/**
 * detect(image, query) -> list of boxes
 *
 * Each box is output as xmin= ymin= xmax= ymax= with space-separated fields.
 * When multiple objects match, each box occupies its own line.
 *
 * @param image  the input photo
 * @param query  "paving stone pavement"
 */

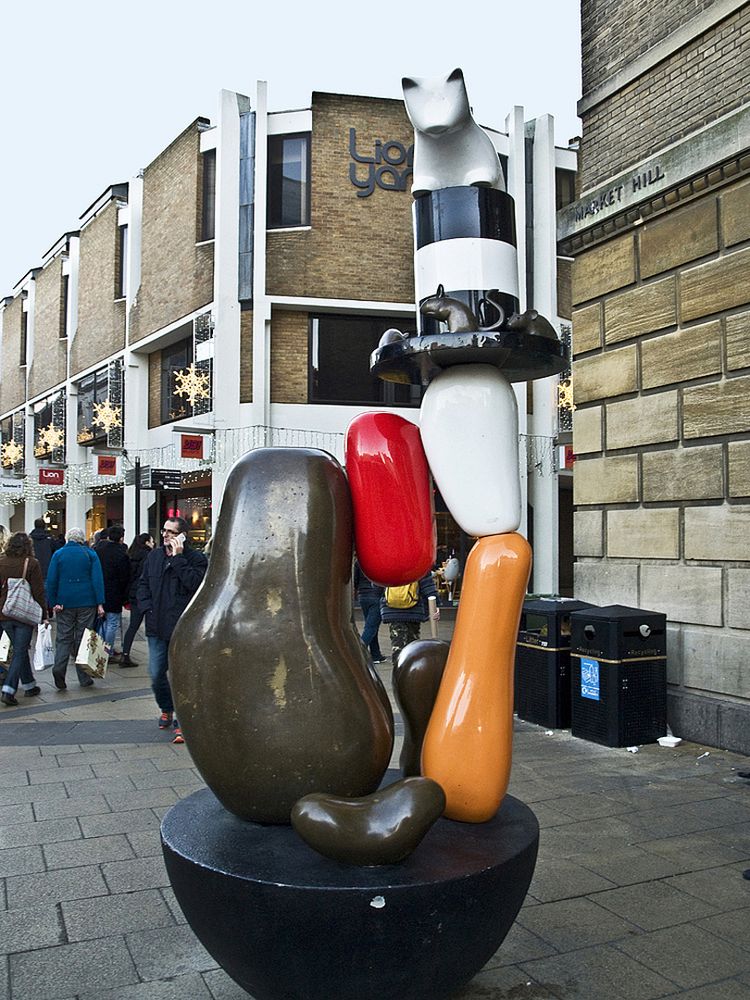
xmin=0 ymin=615 xmax=748 ymax=998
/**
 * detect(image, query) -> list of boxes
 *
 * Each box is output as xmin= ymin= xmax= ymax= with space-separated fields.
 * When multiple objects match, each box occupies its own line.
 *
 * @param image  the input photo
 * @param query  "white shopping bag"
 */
xmin=75 ymin=627 xmax=108 ymax=679
xmin=33 ymin=622 xmax=55 ymax=671
xmin=0 ymin=631 xmax=11 ymax=664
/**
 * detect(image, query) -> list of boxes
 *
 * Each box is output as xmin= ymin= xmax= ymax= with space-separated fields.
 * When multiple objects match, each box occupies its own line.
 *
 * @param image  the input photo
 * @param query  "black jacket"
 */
xmin=29 ymin=527 xmax=59 ymax=580
xmin=128 ymin=547 xmax=150 ymax=604
xmin=136 ymin=544 xmax=207 ymax=641
xmin=96 ymin=540 xmax=132 ymax=613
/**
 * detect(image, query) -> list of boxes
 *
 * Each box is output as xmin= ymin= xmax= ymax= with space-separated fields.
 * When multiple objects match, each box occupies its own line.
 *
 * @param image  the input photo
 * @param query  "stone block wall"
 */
xmin=571 ymin=173 xmax=750 ymax=751
xmin=29 ymin=257 xmax=68 ymax=398
xmin=129 ymin=120 xmax=214 ymax=343
xmin=580 ymin=4 xmax=750 ymax=189
xmin=72 ymin=200 xmax=126 ymax=376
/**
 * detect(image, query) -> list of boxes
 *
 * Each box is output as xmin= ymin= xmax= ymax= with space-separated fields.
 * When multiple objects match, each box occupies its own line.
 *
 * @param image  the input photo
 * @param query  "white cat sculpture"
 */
xmin=402 ymin=68 xmax=505 ymax=196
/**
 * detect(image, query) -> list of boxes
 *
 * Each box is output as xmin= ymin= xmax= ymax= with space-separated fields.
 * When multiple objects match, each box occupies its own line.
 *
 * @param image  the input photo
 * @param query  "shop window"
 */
xmin=556 ymin=169 xmax=577 ymax=211
xmin=201 ymin=149 xmax=216 ymax=241
xmin=60 ymin=274 xmax=69 ymax=339
xmin=77 ymin=368 xmax=110 ymax=446
xmin=20 ymin=311 xmax=28 ymax=367
xmin=117 ymin=225 xmax=129 ymax=299
xmin=309 ymin=314 xmax=422 ymax=407
xmin=267 ymin=134 xmax=310 ymax=229
xmin=161 ymin=336 xmax=194 ymax=424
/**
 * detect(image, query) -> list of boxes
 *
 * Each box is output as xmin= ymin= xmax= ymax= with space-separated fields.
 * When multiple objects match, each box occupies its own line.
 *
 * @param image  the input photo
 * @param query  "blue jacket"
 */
xmin=46 ymin=541 xmax=105 ymax=609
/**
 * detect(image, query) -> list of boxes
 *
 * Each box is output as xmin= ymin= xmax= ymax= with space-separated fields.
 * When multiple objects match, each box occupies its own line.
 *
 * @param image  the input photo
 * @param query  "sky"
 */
xmin=0 ymin=0 xmax=581 ymax=299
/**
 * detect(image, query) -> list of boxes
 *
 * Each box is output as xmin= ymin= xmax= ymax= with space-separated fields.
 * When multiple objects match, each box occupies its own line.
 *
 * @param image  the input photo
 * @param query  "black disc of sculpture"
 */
xmin=161 ymin=781 xmax=539 ymax=1000
xmin=370 ymin=327 xmax=568 ymax=385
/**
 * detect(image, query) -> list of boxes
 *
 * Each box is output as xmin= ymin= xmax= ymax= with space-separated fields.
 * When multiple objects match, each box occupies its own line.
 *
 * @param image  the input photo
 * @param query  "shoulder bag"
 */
xmin=3 ymin=558 xmax=43 ymax=626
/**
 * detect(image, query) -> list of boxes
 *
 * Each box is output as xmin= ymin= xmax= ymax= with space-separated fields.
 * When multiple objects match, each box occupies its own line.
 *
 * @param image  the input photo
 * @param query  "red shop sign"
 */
xmin=97 ymin=455 xmax=118 ymax=476
xmin=181 ymin=434 xmax=204 ymax=460
xmin=564 ymin=445 xmax=575 ymax=469
xmin=39 ymin=468 xmax=65 ymax=486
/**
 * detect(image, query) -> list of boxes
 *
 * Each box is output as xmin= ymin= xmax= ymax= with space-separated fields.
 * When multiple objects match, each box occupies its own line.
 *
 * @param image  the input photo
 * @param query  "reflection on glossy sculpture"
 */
xmin=291 ymin=776 xmax=446 ymax=866
xmin=170 ymin=448 xmax=393 ymax=824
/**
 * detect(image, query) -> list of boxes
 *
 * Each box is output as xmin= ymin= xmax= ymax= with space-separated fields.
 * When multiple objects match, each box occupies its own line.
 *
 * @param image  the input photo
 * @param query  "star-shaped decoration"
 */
xmin=173 ymin=364 xmax=210 ymax=408
xmin=92 ymin=399 xmax=123 ymax=435
xmin=1 ymin=440 xmax=24 ymax=468
xmin=558 ymin=377 xmax=574 ymax=413
xmin=36 ymin=422 xmax=65 ymax=454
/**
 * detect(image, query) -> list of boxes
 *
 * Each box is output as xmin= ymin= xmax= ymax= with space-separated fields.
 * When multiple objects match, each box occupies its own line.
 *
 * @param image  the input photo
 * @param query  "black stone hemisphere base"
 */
xmin=161 ymin=784 xmax=539 ymax=1000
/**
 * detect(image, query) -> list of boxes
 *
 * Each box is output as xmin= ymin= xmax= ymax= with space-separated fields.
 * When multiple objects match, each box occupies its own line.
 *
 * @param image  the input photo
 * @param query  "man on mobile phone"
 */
xmin=137 ymin=516 xmax=207 ymax=743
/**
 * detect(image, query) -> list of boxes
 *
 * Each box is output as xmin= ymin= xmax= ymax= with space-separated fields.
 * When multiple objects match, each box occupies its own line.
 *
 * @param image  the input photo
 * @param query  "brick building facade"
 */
xmin=1 ymin=83 xmax=576 ymax=589
xmin=561 ymin=0 xmax=750 ymax=752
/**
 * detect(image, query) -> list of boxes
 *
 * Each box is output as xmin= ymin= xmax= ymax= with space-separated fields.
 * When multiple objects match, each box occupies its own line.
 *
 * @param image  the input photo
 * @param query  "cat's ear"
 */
xmin=402 ymin=77 xmax=417 ymax=91
xmin=447 ymin=68 xmax=464 ymax=84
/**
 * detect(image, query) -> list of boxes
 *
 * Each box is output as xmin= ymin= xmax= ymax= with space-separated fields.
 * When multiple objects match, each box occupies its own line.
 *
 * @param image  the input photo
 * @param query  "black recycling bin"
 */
xmin=515 ymin=599 xmax=596 ymax=729
xmin=569 ymin=604 xmax=667 ymax=747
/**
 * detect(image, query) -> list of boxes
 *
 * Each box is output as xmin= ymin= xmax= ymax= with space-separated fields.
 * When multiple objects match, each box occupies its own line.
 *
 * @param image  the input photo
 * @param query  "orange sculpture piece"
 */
xmin=421 ymin=532 xmax=532 ymax=823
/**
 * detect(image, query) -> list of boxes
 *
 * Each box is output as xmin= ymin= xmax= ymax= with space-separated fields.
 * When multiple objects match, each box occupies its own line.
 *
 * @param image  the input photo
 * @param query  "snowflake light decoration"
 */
xmin=557 ymin=378 xmax=574 ymax=414
xmin=36 ymin=422 xmax=65 ymax=454
xmin=92 ymin=399 xmax=123 ymax=435
xmin=173 ymin=364 xmax=210 ymax=408
xmin=1 ymin=440 xmax=24 ymax=468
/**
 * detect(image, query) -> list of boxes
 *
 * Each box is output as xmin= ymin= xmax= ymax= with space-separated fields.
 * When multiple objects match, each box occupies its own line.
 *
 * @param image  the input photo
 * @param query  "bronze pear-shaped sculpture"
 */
xmin=170 ymin=448 xmax=394 ymax=824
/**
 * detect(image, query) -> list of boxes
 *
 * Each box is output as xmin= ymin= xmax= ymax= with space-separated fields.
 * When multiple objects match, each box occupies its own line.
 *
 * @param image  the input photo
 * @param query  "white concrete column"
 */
xmin=122 ymin=350 xmax=150 ymax=540
xmin=251 ymin=82 xmax=272 ymax=444
xmin=506 ymin=106 xmax=528 ymax=540
xmin=64 ymin=386 xmax=88 ymax=534
xmin=528 ymin=114 xmax=559 ymax=595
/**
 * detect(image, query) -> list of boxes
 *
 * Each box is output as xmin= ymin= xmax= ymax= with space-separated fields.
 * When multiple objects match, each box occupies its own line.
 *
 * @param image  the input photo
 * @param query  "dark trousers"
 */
xmin=360 ymin=597 xmax=383 ymax=660
xmin=53 ymin=606 xmax=97 ymax=685
xmin=1 ymin=621 xmax=35 ymax=694
xmin=122 ymin=601 xmax=146 ymax=655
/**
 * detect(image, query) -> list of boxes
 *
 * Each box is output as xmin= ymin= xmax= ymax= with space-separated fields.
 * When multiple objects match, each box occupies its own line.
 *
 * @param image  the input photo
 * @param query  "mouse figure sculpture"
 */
xmin=403 ymin=68 xmax=504 ymax=196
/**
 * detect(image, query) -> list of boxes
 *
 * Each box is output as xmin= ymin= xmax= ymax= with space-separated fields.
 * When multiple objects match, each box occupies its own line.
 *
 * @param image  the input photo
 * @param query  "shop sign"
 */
xmin=0 ymin=480 xmax=24 ymax=495
xmin=181 ymin=434 xmax=204 ymax=460
xmin=349 ymin=128 xmax=413 ymax=198
xmin=564 ymin=445 xmax=575 ymax=469
xmin=39 ymin=468 xmax=65 ymax=486
xmin=96 ymin=455 xmax=118 ymax=477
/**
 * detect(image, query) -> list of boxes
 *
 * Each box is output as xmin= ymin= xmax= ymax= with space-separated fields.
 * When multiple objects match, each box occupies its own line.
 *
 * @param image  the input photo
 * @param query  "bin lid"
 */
xmin=569 ymin=604 xmax=665 ymax=621
xmin=523 ymin=598 xmax=596 ymax=614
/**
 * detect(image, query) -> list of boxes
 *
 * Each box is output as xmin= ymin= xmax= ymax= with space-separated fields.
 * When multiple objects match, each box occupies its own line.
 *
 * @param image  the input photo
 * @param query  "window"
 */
xmin=161 ymin=336 xmax=193 ymax=424
xmin=19 ymin=311 xmax=28 ymax=367
xmin=309 ymin=314 xmax=422 ymax=407
xmin=77 ymin=368 xmax=109 ymax=446
xmin=268 ymin=134 xmax=310 ymax=229
xmin=117 ymin=225 xmax=129 ymax=299
xmin=201 ymin=149 xmax=216 ymax=241
xmin=556 ymin=169 xmax=577 ymax=211
xmin=60 ymin=274 xmax=69 ymax=338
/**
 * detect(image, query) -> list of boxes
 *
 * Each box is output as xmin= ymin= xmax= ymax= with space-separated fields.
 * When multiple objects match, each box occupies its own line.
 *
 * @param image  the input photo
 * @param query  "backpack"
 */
xmin=385 ymin=581 xmax=419 ymax=609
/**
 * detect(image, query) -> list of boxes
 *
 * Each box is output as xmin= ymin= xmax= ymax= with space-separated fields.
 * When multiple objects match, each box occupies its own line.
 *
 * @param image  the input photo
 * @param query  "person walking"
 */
xmin=137 ymin=516 xmax=207 ymax=743
xmin=354 ymin=560 xmax=385 ymax=663
xmin=120 ymin=533 xmax=154 ymax=667
xmin=94 ymin=525 xmax=131 ymax=661
xmin=47 ymin=527 xmax=105 ymax=690
xmin=29 ymin=518 xmax=59 ymax=582
xmin=0 ymin=532 xmax=46 ymax=706
xmin=380 ymin=571 xmax=440 ymax=668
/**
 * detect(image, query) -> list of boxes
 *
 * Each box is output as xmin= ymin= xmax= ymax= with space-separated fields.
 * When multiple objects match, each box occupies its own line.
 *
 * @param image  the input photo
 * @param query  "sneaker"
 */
xmin=52 ymin=673 xmax=67 ymax=690
xmin=119 ymin=654 xmax=139 ymax=668
xmin=1 ymin=693 xmax=18 ymax=707
xmin=172 ymin=726 xmax=185 ymax=745
xmin=79 ymin=678 xmax=94 ymax=688
xmin=372 ymin=657 xmax=386 ymax=664
xmin=23 ymin=686 xmax=41 ymax=697
xmin=159 ymin=711 xmax=174 ymax=729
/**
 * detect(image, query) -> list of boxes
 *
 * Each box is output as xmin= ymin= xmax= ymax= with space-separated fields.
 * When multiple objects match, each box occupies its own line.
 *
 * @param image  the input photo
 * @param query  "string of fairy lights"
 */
xmin=0 ymin=424 xmax=561 ymax=505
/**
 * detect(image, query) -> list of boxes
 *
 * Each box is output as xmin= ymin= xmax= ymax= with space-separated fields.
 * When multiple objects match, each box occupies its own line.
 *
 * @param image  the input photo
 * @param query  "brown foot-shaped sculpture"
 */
xmin=291 ymin=777 xmax=446 ymax=866
xmin=393 ymin=639 xmax=450 ymax=776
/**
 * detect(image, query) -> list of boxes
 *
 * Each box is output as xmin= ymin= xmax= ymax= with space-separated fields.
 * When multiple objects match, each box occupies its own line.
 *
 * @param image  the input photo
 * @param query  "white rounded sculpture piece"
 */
xmin=419 ymin=365 xmax=521 ymax=538
xmin=402 ymin=68 xmax=504 ymax=196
